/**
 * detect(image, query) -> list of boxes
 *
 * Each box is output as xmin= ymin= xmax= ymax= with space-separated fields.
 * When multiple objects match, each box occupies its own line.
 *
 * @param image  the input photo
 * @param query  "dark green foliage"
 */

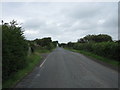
xmin=35 ymin=37 xmax=52 ymax=47
xmin=29 ymin=37 xmax=56 ymax=52
xmin=77 ymin=38 xmax=86 ymax=43
xmin=52 ymin=41 xmax=58 ymax=47
xmin=72 ymin=42 xmax=119 ymax=61
xmin=47 ymin=43 xmax=54 ymax=50
xmin=78 ymin=34 xmax=112 ymax=43
xmin=59 ymin=43 xmax=67 ymax=47
xmin=2 ymin=20 xmax=28 ymax=82
xmin=67 ymin=34 xmax=119 ymax=61
xmin=34 ymin=37 xmax=56 ymax=50
xmin=67 ymin=42 xmax=75 ymax=48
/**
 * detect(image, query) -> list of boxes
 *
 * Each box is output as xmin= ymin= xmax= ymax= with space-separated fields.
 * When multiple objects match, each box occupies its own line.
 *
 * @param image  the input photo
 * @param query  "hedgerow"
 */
xmin=2 ymin=20 xmax=28 ymax=82
xmin=73 ymin=42 xmax=119 ymax=61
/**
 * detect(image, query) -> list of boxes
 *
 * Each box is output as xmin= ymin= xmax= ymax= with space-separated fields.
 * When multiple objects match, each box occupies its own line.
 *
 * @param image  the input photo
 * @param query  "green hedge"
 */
xmin=2 ymin=21 xmax=28 ymax=82
xmin=73 ymin=42 xmax=119 ymax=61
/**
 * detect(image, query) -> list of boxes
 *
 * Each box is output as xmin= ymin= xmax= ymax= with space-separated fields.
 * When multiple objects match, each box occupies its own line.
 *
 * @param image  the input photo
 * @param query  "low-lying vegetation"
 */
xmin=2 ymin=20 xmax=58 ymax=88
xmin=3 ymin=51 xmax=42 ymax=88
xmin=60 ymin=34 xmax=119 ymax=66
xmin=66 ymin=48 xmax=119 ymax=66
xmin=73 ymin=42 xmax=119 ymax=61
xmin=2 ymin=20 xmax=28 ymax=84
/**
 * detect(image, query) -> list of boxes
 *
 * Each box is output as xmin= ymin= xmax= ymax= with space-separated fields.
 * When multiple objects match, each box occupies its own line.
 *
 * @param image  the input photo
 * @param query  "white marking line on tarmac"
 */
xmin=40 ymin=59 xmax=47 ymax=68
xmin=39 ymin=53 xmax=51 ymax=68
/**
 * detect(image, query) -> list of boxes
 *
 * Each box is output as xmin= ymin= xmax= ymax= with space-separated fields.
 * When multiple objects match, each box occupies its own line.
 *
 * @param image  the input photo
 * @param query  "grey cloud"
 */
xmin=23 ymin=18 xmax=46 ymax=30
xmin=2 ymin=2 xmax=118 ymax=43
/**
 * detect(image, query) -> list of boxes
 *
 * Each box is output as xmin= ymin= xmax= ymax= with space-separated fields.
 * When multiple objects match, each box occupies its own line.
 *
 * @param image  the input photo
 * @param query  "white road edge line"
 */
xmin=39 ymin=53 xmax=51 ymax=68
xmin=40 ymin=59 xmax=47 ymax=68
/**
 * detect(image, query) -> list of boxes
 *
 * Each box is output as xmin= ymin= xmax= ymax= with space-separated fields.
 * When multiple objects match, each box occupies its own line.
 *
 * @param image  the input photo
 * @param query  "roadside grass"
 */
xmin=35 ymin=47 xmax=54 ymax=53
xmin=3 ymin=47 xmax=56 ymax=88
xmin=36 ymin=48 xmax=51 ymax=53
xmin=65 ymin=48 xmax=119 ymax=67
xmin=3 ymin=51 xmax=42 ymax=88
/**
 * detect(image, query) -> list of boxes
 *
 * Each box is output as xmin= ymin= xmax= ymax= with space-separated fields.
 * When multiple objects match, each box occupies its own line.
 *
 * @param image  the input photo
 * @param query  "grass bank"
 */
xmin=3 ymin=47 xmax=56 ymax=88
xmin=35 ymin=47 xmax=53 ymax=53
xmin=65 ymin=48 xmax=119 ymax=67
xmin=3 ymin=51 xmax=42 ymax=88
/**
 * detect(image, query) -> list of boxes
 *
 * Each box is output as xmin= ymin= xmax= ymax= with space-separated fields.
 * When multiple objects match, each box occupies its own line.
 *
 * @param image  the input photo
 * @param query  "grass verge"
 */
xmin=65 ymin=48 xmax=119 ymax=67
xmin=3 ymin=51 xmax=42 ymax=88
xmin=35 ymin=47 xmax=55 ymax=53
xmin=3 ymin=47 xmax=55 ymax=88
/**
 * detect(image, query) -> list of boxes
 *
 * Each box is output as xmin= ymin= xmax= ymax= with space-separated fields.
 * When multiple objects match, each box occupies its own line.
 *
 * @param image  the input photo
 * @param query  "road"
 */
xmin=16 ymin=47 xmax=118 ymax=88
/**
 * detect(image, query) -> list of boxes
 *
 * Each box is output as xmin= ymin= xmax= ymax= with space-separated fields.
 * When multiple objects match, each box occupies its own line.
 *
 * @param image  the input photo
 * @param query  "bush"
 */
xmin=2 ymin=20 xmax=28 ymax=82
xmin=72 ymin=42 xmax=119 ymax=61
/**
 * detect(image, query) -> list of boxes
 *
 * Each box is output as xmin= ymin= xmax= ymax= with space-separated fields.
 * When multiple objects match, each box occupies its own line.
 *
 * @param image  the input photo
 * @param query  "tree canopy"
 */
xmin=78 ymin=34 xmax=112 ymax=43
xmin=2 ymin=20 xmax=28 ymax=81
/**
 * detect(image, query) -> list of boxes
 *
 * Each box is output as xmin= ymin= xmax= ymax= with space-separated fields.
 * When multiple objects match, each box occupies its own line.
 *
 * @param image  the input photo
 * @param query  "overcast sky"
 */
xmin=2 ymin=2 xmax=118 ymax=43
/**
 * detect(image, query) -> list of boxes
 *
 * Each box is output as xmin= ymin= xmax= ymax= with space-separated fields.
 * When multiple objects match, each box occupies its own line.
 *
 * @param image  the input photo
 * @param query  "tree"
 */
xmin=78 ymin=34 xmax=113 ymax=43
xmin=67 ymin=42 xmax=75 ymax=47
xmin=95 ymin=34 xmax=112 ymax=42
xmin=52 ymin=41 xmax=58 ymax=47
xmin=78 ymin=38 xmax=85 ymax=43
xmin=59 ymin=43 xmax=67 ymax=47
xmin=2 ymin=20 xmax=28 ymax=81
xmin=36 ymin=37 xmax=52 ymax=47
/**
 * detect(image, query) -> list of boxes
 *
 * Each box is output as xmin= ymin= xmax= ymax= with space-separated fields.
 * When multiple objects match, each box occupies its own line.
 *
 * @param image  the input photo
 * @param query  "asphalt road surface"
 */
xmin=16 ymin=47 xmax=118 ymax=88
